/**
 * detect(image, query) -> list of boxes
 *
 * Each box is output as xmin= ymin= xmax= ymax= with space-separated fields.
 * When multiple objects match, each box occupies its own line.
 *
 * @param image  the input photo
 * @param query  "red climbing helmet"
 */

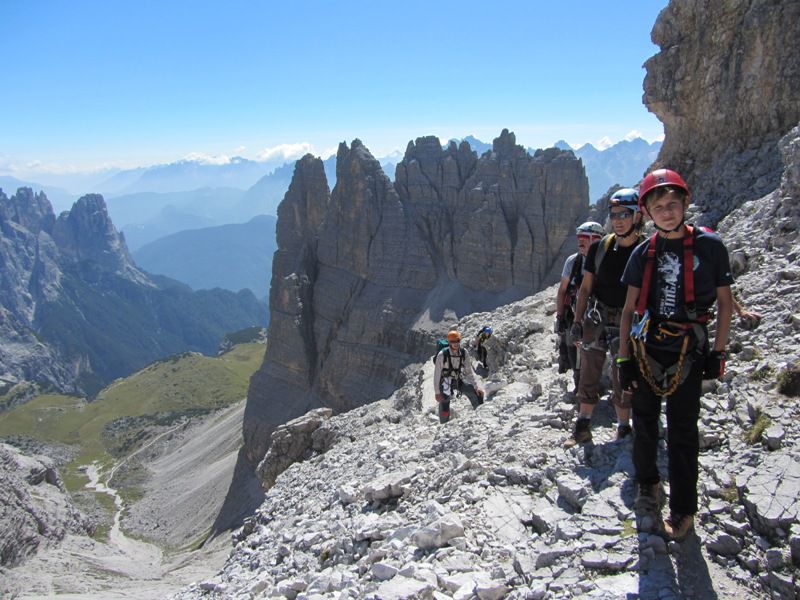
xmin=638 ymin=168 xmax=689 ymax=210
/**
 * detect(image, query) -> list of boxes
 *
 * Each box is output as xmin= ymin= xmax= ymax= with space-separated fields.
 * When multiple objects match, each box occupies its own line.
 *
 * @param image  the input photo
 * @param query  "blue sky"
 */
xmin=1 ymin=0 xmax=668 ymax=177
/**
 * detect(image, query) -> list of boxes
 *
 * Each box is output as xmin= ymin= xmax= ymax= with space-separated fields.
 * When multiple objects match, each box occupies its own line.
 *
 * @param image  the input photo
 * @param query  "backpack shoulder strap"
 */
xmin=570 ymin=253 xmax=581 ymax=278
xmin=636 ymin=232 xmax=659 ymax=315
xmin=594 ymin=234 xmax=616 ymax=273
xmin=567 ymin=253 xmax=583 ymax=288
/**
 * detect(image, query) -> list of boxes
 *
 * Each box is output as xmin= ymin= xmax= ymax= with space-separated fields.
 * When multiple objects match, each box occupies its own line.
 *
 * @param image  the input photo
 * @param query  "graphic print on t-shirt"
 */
xmin=658 ymin=251 xmax=681 ymax=317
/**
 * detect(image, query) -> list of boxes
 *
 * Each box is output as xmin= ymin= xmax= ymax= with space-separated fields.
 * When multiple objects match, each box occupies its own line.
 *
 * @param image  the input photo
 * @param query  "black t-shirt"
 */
xmin=585 ymin=235 xmax=640 ymax=308
xmin=622 ymin=228 xmax=734 ymax=319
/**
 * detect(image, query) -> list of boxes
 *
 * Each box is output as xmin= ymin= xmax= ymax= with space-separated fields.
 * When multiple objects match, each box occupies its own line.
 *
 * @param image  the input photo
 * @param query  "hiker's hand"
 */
xmin=739 ymin=311 xmax=761 ymax=330
xmin=617 ymin=357 xmax=638 ymax=391
xmin=703 ymin=350 xmax=726 ymax=380
xmin=570 ymin=321 xmax=583 ymax=344
xmin=477 ymin=389 xmax=485 ymax=399
xmin=435 ymin=393 xmax=443 ymax=402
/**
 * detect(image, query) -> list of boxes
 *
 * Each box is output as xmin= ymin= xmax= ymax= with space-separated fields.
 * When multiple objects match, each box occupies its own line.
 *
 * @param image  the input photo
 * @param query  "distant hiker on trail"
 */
xmin=555 ymin=221 xmax=604 ymax=392
xmin=565 ymin=189 xmax=644 ymax=447
xmin=434 ymin=330 xmax=485 ymax=423
xmin=473 ymin=325 xmax=493 ymax=370
xmin=618 ymin=169 xmax=733 ymax=542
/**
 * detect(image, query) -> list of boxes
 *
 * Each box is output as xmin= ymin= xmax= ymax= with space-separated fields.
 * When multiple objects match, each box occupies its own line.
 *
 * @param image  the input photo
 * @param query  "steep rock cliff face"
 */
xmin=644 ymin=0 xmax=800 ymax=222
xmin=0 ymin=443 xmax=91 ymax=567
xmin=51 ymin=193 xmax=144 ymax=282
xmin=240 ymin=130 xmax=586 ymax=475
xmin=0 ymin=188 xmax=266 ymax=397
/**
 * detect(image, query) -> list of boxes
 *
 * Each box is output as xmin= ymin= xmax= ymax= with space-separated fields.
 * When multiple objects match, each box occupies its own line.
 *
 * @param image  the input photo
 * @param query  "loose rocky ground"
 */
xmin=173 ymin=287 xmax=797 ymax=599
xmin=173 ymin=131 xmax=800 ymax=599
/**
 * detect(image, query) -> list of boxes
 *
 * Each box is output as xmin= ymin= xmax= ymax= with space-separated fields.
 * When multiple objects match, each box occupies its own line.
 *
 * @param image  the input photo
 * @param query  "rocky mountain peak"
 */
xmin=644 ymin=0 xmax=800 ymax=223
xmin=0 ymin=187 xmax=56 ymax=235
xmin=51 ymin=193 xmax=143 ymax=281
xmin=274 ymin=154 xmax=329 ymax=254
xmin=491 ymin=128 xmax=523 ymax=160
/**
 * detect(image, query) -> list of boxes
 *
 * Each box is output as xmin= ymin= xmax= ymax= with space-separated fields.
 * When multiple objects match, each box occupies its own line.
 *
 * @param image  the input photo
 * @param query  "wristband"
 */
xmin=615 ymin=357 xmax=631 ymax=364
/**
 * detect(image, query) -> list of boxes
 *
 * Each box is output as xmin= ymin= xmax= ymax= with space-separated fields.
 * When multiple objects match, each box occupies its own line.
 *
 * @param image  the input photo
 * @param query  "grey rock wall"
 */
xmin=644 ymin=0 xmax=800 ymax=223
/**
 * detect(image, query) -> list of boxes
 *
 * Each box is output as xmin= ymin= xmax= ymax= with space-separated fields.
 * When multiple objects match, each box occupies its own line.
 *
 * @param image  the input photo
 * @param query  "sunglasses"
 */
xmin=609 ymin=211 xmax=633 ymax=220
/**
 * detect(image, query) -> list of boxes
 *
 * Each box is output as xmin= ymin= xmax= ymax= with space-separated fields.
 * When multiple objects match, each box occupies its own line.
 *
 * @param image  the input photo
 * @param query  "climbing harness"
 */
xmin=630 ymin=225 xmax=709 ymax=395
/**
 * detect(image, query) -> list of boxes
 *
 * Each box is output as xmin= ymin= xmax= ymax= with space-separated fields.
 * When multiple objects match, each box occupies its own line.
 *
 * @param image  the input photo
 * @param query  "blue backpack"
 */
xmin=432 ymin=338 xmax=449 ymax=364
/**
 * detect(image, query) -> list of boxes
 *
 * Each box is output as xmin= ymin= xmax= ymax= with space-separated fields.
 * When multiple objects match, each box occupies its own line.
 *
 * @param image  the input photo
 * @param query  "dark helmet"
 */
xmin=638 ymin=169 xmax=689 ymax=210
xmin=609 ymin=188 xmax=640 ymax=213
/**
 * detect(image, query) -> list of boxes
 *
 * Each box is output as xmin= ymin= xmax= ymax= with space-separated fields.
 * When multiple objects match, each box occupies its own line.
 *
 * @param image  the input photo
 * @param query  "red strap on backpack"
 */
xmin=636 ymin=225 xmax=695 ymax=316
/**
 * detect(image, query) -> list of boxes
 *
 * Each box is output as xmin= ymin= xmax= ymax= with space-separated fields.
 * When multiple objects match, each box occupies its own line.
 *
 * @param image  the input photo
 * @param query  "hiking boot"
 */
xmin=633 ymin=482 xmax=662 ymax=514
xmin=616 ymin=424 xmax=633 ymax=440
xmin=438 ymin=400 xmax=450 ymax=424
xmin=564 ymin=417 xmax=592 ymax=447
xmin=663 ymin=513 xmax=694 ymax=542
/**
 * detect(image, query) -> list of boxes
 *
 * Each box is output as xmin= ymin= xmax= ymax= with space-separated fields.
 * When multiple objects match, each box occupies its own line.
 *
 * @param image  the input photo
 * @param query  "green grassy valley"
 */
xmin=0 ymin=342 xmax=265 ymax=493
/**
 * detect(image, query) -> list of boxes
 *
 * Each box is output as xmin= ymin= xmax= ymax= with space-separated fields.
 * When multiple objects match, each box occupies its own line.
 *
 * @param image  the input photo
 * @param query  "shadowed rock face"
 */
xmin=240 ymin=130 xmax=587 ymax=468
xmin=644 ymin=0 xmax=800 ymax=223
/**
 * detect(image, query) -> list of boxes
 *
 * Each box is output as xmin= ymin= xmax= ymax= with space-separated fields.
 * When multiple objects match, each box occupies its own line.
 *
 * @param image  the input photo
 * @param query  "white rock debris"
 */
xmin=174 ymin=125 xmax=800 ymax=600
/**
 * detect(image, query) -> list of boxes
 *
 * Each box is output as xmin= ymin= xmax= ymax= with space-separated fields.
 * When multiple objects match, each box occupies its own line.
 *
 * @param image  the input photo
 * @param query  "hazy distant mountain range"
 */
xmin=451 ymin=135 xmax=492 ymax=155
xmin=450 ymin=136 xmax=660 ymax=200
xmin=1 ymin=136 xmax=659 ymax=297
xmin=98 ymin=157 xmax=275 ymax=196
xmin=0 ymin=176 xmax=75 ymax=213
xmin=551 ymin=138 xmax=662 ymax=200
xmin=3 ymin=134 xmax=659 ymax=216
xmin=133 ymin=215 xmax=278 ymax=299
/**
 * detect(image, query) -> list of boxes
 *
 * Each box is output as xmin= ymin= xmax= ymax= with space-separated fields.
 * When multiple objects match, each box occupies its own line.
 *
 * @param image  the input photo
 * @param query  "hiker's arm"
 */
xmin=732 ymin=297 xmax=743 ymax=317
xmin=618 ymin=285 xmax=640 ymax=360
xmin=714 ymin=285 xmax=733 ymax=352
xmin=433 ymin=354 xmax=443 ymax=398
xmin=556 ymin=276 xmax=570 ymax=319
xmin=574 ymin=272 xmax=593 ymax=324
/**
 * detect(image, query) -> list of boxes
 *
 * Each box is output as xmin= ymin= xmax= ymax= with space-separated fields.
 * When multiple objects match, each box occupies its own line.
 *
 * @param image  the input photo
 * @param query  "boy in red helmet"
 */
xmin=618 ymin=169 xmax=733 ymax=541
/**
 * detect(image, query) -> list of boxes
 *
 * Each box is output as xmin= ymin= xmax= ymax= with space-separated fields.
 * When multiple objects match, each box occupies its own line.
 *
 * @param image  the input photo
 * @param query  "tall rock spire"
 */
xmin=223 ymin=131 xmax=588 ymax=532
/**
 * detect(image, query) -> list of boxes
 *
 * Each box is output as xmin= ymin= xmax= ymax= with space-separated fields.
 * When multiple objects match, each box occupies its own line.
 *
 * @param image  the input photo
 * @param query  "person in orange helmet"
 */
xmin=433 ymin=330 xmax=485 ymax=423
